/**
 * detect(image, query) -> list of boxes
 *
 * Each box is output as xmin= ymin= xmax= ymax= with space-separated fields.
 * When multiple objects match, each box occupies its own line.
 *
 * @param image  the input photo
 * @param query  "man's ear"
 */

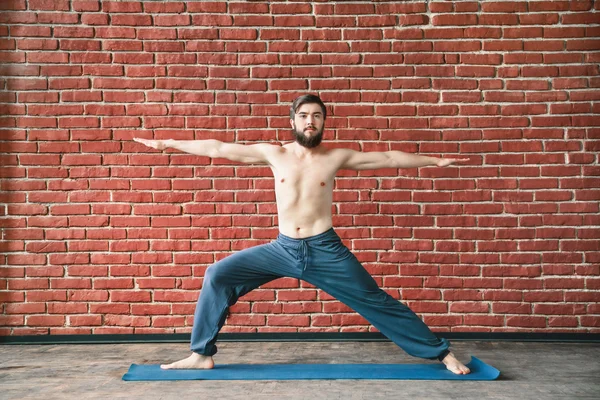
xmin=289 ymin=119 xmax=295 ymax=129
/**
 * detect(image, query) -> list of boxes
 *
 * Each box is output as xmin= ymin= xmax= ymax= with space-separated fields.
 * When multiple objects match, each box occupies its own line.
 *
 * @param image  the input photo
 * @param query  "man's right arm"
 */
xmin=133 ymin=138 xmax=273 ymax=164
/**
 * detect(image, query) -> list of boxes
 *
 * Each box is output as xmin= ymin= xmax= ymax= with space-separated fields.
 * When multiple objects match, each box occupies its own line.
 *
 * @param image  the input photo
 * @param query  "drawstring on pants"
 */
xmin=297 ymin=239 xmax=308 ymax=271
xmin=277 ymin=229 xmax=335 ymax=274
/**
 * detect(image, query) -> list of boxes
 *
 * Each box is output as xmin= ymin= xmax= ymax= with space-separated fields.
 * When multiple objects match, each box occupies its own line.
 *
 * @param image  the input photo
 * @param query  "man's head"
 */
xmin=289 ymin=94 xmax=327 ymax=149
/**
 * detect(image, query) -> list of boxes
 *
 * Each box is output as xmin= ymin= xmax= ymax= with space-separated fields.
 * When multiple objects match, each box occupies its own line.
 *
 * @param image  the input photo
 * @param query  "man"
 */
xmin=134 ymin=94 xmax=471 ymax=374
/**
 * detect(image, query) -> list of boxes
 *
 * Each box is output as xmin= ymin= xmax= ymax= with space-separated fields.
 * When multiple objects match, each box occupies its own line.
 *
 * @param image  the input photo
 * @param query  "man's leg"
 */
xmin=301 ymin=234 xmax=469 ymax=373
xmin=162 ymin=242 xmax=300 ymax=369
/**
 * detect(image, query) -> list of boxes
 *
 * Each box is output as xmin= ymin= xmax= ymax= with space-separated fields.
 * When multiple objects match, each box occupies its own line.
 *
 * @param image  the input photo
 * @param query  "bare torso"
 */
xmin=265 ymin=143 xmax=344 ymax=238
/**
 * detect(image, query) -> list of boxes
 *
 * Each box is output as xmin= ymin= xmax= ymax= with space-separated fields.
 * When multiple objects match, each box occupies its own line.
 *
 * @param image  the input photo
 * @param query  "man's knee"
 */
xmin=203 ymin=264 xmax=227 ymax=287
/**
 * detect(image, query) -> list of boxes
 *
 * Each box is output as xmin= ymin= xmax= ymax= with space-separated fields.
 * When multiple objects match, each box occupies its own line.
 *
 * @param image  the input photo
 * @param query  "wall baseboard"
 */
xmin=1 ymin=332 xmax=599 ymax=345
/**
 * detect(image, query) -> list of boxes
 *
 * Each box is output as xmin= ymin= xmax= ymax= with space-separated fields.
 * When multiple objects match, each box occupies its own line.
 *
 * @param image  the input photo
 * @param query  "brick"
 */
xmin=0 ymin=0 xmax=26 ymax=10
xmin=112 ymin=14 xmax=151 ymax=26
xmin=10 ymin=25 xmax=52 ymax=37
xmin=268 ymin=315 xmax=309 ymax=327
xmin=27 ymin=315 xmax=65 ymax=326
xmin=153 ymin=14 xmax=190 ymax=26
xmin=464 ymin=315 xmax=505 ymax=327
xmin=0 ymin=315 xmax=24 ymax=326
xmin=68 ymin=315 xmax=102 ymax=326
xmin=104 ymin=315 xmax=150 ymax=327
xmin=450 ymin=302 xmax=490 ymax=313
xmin=70 ymin=0 xmax=98 ymax=11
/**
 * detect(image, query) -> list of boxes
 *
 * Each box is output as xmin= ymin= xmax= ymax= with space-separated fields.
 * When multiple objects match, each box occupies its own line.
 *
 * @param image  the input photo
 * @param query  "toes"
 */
xmin=447 ymin=364 xmax=471 ymax=375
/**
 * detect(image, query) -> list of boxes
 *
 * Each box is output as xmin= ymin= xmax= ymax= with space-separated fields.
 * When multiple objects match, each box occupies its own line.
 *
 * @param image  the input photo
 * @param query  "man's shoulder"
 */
xmin=252 ymin=142 xmax=285 ymax=152
xmin=322 ymin=146 xmax=355 ymax=158
xmin=319 ymin=143 xmax=357 ymax=152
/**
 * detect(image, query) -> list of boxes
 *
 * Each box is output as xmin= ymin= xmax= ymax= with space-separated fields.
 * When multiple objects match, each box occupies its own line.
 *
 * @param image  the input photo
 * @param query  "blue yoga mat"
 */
xmin=122 ymin=357 xmax=499 ymax=381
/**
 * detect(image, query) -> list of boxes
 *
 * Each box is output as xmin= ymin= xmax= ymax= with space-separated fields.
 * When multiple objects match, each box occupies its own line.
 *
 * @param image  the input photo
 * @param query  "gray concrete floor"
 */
xmin=0 ymin=341 xmax=598 ymax=399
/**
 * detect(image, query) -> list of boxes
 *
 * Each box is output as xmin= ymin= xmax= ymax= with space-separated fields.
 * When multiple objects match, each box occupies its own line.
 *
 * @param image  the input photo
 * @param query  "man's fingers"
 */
xmin=437 ymin=157 xmax=471 ymax=167
xmin=447 ymin=157 xmax=469 ymax=161
xmin=134 ymin=138 xmax=158 ymax=149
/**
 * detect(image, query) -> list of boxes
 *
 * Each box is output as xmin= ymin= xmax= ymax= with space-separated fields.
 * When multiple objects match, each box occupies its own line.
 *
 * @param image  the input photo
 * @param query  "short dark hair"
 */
xmin=290 ymin=94 xmax=327 ymax=120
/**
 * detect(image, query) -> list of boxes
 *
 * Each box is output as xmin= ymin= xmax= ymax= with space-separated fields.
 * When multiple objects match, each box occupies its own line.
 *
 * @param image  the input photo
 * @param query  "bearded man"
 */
xmin=134 ymin=94 xmax=470 ymax=374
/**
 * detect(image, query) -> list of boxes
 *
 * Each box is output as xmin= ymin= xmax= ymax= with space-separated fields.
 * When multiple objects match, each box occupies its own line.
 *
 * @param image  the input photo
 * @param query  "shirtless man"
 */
xmin=134 ymin=94 xmax=471 ymax=374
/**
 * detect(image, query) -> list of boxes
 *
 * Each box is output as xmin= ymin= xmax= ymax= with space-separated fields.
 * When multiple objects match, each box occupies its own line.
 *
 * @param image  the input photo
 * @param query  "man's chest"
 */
xmin=271 ymin=157 xmax=337 ymax=192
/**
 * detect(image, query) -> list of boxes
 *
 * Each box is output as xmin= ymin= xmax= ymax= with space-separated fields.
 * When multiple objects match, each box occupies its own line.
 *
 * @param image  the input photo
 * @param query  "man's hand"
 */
xmin=436 ymin=157 xmax=470 ymax=167
xmin=134 ymin=138 xmax=171 ymax=150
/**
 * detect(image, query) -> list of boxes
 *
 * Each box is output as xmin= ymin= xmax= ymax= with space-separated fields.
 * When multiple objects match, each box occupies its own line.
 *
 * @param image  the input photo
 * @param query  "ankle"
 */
xmin=438 ymin=349 xmax=451 ymax=362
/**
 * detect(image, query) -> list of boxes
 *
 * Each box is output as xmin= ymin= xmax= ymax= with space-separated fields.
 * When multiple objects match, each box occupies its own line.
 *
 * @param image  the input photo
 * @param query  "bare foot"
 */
xmin=441 ymin=352 xmax=471 ymax=375
xmin=160 ymin=353 xmax=214 ymax=370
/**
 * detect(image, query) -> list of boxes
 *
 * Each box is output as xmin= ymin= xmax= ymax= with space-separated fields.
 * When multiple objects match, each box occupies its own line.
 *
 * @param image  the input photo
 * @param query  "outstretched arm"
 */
xmin=339 ymin=149 xmax=469 ymax=170
xmin=133 ymin=138 xmax=274 ymax=164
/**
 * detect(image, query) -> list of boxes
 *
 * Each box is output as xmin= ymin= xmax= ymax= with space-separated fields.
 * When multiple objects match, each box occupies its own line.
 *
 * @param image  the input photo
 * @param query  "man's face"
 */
xmin=290 ymin=103 xmax=325 ymax=148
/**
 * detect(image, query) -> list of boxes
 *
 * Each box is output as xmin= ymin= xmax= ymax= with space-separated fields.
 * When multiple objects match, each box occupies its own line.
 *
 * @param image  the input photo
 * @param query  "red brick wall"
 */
xmin=1 ymin=1 xmax=599 ymax=336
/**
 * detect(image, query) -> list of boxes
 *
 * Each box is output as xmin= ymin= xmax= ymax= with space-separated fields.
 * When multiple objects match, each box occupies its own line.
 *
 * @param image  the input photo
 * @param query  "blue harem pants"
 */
xmin=190 ymin=228 xmax=451 ymax=361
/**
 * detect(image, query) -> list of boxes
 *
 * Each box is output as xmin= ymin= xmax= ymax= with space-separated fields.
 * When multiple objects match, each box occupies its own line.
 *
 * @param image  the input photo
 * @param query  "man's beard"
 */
xmin=292 ymin=124 xmax=323 ymax=148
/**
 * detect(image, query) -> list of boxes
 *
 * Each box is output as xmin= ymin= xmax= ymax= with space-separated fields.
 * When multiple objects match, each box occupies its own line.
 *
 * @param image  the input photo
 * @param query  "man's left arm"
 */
xmin=338 ymin=149 xmax=469 ymax=170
